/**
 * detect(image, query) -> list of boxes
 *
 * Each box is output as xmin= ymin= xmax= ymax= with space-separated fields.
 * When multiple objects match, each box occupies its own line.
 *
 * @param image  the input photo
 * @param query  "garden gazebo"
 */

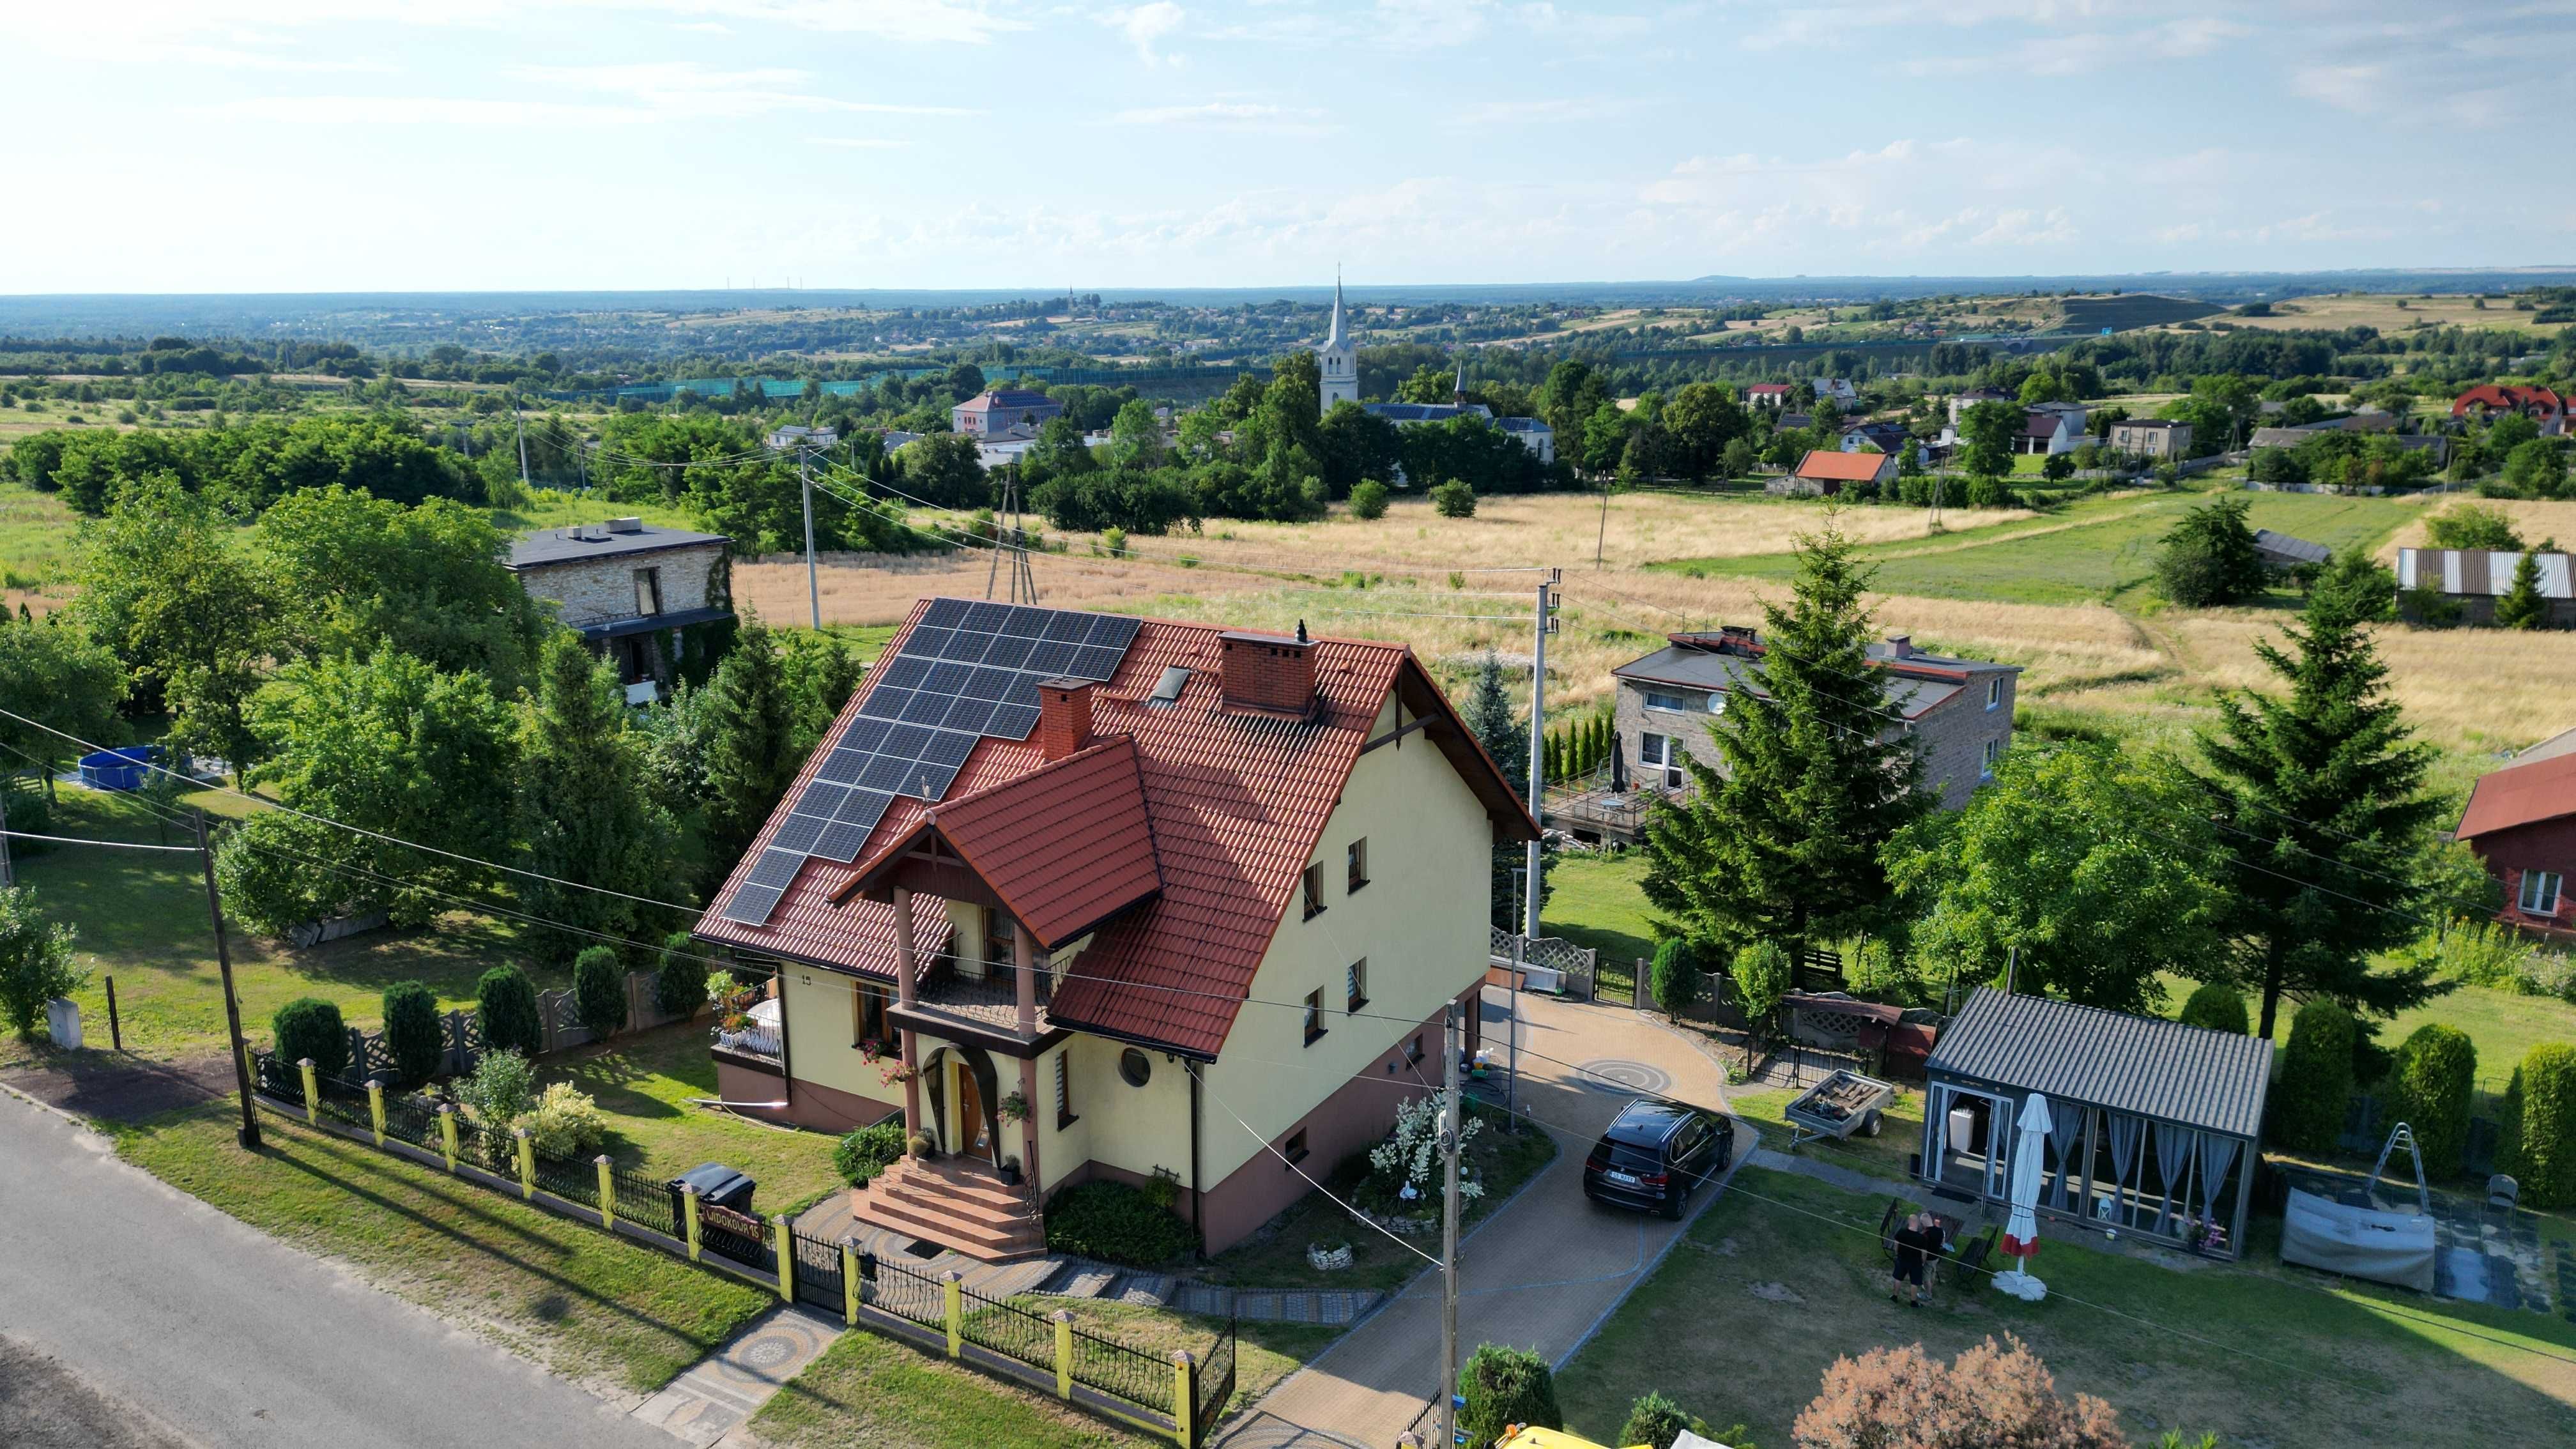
xmin=1918 ymin=987 xmax=2270 ymax=1261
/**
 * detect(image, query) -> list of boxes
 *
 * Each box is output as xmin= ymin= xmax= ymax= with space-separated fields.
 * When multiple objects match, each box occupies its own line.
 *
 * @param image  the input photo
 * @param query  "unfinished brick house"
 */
xmin=506 ymin=518 xmax=733 ymax=698
xmin=1565 ymin=628 xmax=2018 ymax=843
xmin=694 ymin=599 xmax=1536 ymax=1259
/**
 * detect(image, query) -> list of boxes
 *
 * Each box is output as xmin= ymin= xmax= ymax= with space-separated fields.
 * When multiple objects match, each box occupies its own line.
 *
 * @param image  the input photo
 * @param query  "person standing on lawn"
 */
xmin=1891 ymin=1211 xmax=1933 ymax=1306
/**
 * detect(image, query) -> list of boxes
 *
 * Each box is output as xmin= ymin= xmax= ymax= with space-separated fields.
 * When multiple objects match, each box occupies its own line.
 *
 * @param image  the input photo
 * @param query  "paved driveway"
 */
xmin=0 ymin=1091 xmax=679 ymax=1449
xmin=1224 ymin=989 xmax=1744 ymax=1449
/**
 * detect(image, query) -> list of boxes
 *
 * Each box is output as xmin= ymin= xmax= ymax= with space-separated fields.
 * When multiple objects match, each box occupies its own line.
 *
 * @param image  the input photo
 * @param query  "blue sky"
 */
xmin=5 ymin=1 xmax=2570 ymax=293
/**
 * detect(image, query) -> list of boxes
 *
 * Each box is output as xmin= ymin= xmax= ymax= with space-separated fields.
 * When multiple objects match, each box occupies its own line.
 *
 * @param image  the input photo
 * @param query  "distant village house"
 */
xmin=507 ymin=519 xmax=733 ymax=701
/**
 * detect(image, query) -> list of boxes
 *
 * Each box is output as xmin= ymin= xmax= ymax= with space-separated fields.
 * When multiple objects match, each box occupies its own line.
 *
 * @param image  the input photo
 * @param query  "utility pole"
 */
xmin=193 ymin=811 xmax=261 ymax=1151
xmin=1525 ymin=572 xmax=1558 ymax=941
xmin=800 ymin=448 xmax=822 ymax=630
xmin=512 ymin=394 xmax=532 ymax=492
xmin=1438 ymin=999 xmax=1462 ymax=1449
xmin=0 ymin=771 xmax=14 ymax=888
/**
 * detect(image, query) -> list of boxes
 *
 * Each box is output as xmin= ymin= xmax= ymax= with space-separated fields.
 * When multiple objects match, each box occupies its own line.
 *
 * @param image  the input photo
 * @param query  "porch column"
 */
xmin=1018 ymin=1055 xmax=1042 ymax=1192
xmin=893 ymin=887 xmax=923 ymax=1137
xmin=1013 ymin=925 xmax=1038 ymax=1037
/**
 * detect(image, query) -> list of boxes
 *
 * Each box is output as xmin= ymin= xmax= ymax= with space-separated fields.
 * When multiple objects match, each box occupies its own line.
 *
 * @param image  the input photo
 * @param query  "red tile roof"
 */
xmin=2452 ymin=384 xmax=2564 ymax=419
xmin=2457 ymin=751 xmax=2576 ymax=841
xmin=694 ymin=601 xmax=1538 ymax=1059
xmin=842 ymin=735 xmax=1162 ymax=952
xmin=1747 ymin=382 xmax=1793 ymax=395
xmin=1793 ymin=448 xmax=1891 ymax=482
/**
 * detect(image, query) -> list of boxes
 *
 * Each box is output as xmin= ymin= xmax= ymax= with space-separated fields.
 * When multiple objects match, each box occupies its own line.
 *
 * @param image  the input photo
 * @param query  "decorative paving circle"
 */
xmin=738 ymin=1332 xmax=800 ymax=1370
xmin=1575 ymin=1058 xmax=1672 ymax=1096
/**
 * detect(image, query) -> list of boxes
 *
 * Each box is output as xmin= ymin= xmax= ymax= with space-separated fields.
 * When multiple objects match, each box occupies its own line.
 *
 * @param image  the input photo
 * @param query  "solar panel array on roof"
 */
xmin=717 ymin=599 xmax=1142 ymax=925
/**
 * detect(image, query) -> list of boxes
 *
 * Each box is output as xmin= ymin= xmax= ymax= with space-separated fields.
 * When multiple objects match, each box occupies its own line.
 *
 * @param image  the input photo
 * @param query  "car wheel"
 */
xmin=1861 ymin=1109 xmax=1883 ymax=1138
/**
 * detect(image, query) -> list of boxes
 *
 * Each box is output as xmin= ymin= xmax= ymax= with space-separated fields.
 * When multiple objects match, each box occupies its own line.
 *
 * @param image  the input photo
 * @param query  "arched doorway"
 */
xmin=917 ymin=1043 xmax=1004 ymax=1170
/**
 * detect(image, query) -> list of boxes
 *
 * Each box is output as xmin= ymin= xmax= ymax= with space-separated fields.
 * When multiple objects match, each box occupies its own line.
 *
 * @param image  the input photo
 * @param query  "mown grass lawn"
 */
xmin=753 ymin=1328 xmax=1153 ymax=1449
xmin=115 ymin=1103 xmax=770 ymax=1395
xmin=1560 ymin=1165 xmax=2576 ymax=1449
xmin=1544 ymin=851 xmax=1658 ymax=998
xmin=1728 ymin=1084 xmax=1923 ymax=1181
xmin=996 ymin=1298 xmax=1342 ymax=1421
xmin=1 ymin=786 xmax=565 ymax=1070
xmin=540 ymin=1022 xmax=845 ymax=1215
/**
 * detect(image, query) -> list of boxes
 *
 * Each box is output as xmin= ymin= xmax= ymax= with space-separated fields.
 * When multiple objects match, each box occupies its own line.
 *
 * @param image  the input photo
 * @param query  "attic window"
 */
xmin=1150 ymin=666 xmax=1191 ymax=705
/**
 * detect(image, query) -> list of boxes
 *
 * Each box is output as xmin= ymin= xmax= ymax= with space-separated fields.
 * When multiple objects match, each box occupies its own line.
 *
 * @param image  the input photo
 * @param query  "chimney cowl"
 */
xmin=1216 ymin=629 xmax=1318 ymax=718
xmin=1035 ymin=678 xmax=1094 ymax=761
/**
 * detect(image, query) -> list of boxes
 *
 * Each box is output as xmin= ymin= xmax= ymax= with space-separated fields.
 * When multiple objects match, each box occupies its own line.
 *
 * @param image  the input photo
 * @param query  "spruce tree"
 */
xmin=2494 ymin=540 xmax=2553 ymax=631
xmin=1641 ymin=520 xmax=1929 ymax=956
xmin=517 ymin=631 xmax=678 ymax=958
xmin=700 ymin=618 xmax=795 ymax=875
xmin=2195 ymin=588 xmax=2450 ymax=1039
xmin=1460 ymin=654 xmax=1548 ymax=930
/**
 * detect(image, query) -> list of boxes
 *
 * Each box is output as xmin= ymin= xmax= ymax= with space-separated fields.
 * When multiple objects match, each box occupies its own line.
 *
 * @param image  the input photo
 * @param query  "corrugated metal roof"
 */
xmin=2457 ymin=750 xmax=2576 ymax=840
xmin=2252 ymin=529 xmax=2330 ymax=565
xmin=1926 ymin=988 xmax=2273 ymax=1139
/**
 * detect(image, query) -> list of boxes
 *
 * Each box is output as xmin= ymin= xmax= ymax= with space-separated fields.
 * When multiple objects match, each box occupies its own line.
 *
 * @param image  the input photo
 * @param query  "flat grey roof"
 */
xmin=1926 ymin=987 xmax=2273 ymax=1139
xmin=1613 ymin=644 xmax=1958 ymax=719
xmin=508 ymin=524 xmax=730 ymax=570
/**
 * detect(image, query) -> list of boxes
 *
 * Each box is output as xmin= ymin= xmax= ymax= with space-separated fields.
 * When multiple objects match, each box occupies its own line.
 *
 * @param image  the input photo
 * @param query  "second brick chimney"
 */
xmin=1036 ymin=678 xmax=1094 ymax=761
xmin=1218 ymin=624 xmax=1317 ymax=717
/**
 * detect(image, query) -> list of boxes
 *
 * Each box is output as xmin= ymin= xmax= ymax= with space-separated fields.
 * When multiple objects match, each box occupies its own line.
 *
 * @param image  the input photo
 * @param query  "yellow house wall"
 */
xmin=778 ymin=965 xmax=905 ymax=1114
xmin=1194 ymin=688 xmax=1492 ymax=1184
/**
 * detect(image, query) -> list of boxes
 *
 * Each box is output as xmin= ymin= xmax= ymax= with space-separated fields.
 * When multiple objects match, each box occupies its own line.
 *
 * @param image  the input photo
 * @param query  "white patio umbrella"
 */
xmin=1993 ymin=1091 xmax=2052 ymax=1302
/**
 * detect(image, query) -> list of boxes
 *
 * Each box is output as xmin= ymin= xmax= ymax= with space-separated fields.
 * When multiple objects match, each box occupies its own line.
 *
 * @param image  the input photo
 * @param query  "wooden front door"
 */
xmin=953 ymin=1061 xmax=990 ymax=1160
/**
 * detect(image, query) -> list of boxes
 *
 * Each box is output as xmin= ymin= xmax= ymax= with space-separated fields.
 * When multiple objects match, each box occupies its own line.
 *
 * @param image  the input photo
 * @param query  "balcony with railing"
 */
xmin=895 ymin=960 xmax=1054 ymax=1045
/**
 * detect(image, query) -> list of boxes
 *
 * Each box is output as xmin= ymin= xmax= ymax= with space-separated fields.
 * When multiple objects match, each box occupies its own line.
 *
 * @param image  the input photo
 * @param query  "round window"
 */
xmin=1119 ymin=1048 xmax=1153 ymax=1088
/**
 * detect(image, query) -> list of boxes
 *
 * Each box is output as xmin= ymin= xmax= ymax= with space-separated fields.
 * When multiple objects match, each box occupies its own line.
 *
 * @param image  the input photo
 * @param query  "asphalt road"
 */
xmin=0 ymin=1092 xmax=679 ymax=1449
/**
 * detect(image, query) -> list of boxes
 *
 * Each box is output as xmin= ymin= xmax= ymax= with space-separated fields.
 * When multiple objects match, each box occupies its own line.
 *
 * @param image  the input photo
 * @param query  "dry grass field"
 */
xmin=738 ymin=487 xmax=2576 ymax=766
xmin=2188 ymin=292 xmax=2572 ymax=337
xmin=2384 ymin=498 xmax=2576 ymax=556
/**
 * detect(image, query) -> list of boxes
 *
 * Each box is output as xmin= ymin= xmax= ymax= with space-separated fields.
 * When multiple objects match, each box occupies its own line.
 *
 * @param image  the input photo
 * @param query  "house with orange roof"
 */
xmin=1772 ymin=447 xmax=1897 ymax=496
xmin=694 ymin=598 xmax=1537 ymax=1258
xmin=2451 ymin=383 xmax=2565 ymax=436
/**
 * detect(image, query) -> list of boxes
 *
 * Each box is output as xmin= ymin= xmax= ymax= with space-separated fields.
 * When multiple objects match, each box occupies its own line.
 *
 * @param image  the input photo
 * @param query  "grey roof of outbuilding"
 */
xmin=1612 ymin=644 xmax=1958 ymax=719
xmin=1926 ymin=987 xmax=2273 ymax=1139
xmin=507 ymin=525 xmax=731 ymax=569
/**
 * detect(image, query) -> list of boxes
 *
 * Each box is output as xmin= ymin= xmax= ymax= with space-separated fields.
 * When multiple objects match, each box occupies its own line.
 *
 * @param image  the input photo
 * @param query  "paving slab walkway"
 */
xmin=1222 ymin=987 xmax=1745 ymax=1449
xmin=630 ymin=1305 xmax=841 ymax=1446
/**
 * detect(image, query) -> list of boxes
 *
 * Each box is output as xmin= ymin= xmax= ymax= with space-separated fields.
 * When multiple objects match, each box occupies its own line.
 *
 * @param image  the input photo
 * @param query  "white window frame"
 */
xmin=1643 ymin=689 xmax=1693 ymax=713
xmin=1981 ymin=737 xmax=2001 ymax=779
xmin=1986 ymin=677 xmax=2002 ymax=710
xmin=2522 ymin=869 xmax=2564 ymax=917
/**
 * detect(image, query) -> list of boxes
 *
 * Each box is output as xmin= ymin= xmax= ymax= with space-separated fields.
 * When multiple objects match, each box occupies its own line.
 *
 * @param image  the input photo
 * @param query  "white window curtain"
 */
xmin=2196 ymin=1133 xmax=2242 ymax=1237
xmin=2100 ymin=1113 xmax=2143 ymax=1223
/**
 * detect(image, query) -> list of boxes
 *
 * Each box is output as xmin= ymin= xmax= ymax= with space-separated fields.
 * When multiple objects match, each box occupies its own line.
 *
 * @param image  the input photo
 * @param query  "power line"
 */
xmin=0 ymin=829 xmax=201 ymax=854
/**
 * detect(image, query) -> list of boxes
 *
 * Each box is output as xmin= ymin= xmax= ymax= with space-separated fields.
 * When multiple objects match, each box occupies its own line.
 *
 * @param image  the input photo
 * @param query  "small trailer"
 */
xmin=1783 ymin=1068 xmax=1896 ymax=1147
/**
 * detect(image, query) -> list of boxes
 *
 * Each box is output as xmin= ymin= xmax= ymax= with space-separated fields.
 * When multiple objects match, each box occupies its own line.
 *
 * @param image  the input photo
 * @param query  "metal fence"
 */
xmin=245 ymin=1048 xmax=1232 ymax=1444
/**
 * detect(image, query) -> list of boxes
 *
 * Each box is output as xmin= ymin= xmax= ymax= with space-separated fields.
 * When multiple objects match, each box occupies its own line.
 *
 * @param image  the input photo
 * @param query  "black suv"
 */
xmin=1583 ymin=1098 xmax=1732 ymax=1220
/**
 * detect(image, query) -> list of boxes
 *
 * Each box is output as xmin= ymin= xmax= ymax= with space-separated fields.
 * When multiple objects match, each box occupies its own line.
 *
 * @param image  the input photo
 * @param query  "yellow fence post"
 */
xmin=512 ymin=1127 xmax=535 ymax=1200
xmin=365 ymin=1080 xmax=386 ymax=1146
xmin=296 ymin=1058 xmax=318 ymax=1124
xmin=841 ymin=1238 xmax=861 ymax=1326
xmin=596 ymin=1156 xmax=616 ymax=1230
xmin=681 ymin=1183 xmax=702 ymax=1261
xmin=436 ymin=1103 xmax=459 ymax=1172
xmin=941 ymin=1270 xmax=963 ymax=1358
xmin=1052 ymin=1309 xmax=1074 ymax=1400
xmin=772 ymin=1215 xmax=795 ymax=1305
xmin=1171 ymin=1349 xmax=1197 ymax=1449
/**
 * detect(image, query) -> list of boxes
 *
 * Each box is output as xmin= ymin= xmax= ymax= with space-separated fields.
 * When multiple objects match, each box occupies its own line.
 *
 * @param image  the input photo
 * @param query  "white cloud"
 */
xmin=2291 ymin=62 xmax=2382 ymax=112
xmin=1450 ymin=96 xmax=1642 ymax=126
xmin=504 ymin=63 xmax=981 ymax=118
xmin=809 ymin=137 xmax=906 ymax=148
xmin=1108 ymin=3 xmax=1187 ymax=66
xmin=203 ymin=96 xmax=658 ymax=125
xmin=1110 ymin=100 xmax=1328 ymax=133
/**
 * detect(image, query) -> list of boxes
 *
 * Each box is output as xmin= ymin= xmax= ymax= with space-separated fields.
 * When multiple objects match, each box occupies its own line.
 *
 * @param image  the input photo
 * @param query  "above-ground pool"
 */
xmin=77 ymin=746 xmax=168 ymax=792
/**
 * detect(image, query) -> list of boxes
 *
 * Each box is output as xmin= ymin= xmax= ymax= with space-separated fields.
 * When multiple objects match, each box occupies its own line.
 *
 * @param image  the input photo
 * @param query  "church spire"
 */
xmin=1323 ymin=266 xmax=1349 ymax=351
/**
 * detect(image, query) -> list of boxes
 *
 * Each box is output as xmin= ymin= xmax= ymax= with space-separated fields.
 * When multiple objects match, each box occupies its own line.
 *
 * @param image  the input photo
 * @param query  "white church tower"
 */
xmin=1315 ymin=272 xmax=1358 ymax=416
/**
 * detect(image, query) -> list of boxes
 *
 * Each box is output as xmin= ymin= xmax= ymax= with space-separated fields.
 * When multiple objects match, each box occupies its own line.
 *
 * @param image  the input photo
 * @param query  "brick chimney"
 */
xmin=1036 ymin=678 xmax=1094 ymax=761
xmin=1218 ymin=623 xmax=1317 ymax=717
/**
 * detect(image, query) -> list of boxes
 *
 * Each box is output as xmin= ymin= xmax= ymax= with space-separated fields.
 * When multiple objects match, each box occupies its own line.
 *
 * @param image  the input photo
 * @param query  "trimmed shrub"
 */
xmin=476 ymin=965 xmax=543 ymax=1058
xmin=521 ymin=1082 xmax=608 ymax=1158
xmin=2274 ymin=999 xmax=2357 ymax=1154
xmin=834 ymin=1121 xmax=910 ymax=1186
xmin=1731 ymin=941 xmax=1792 ymax=1043
xmin=1349 ymin=479 xmax=1391 ymax=520
xmin=1618 ymin=1392 xmax=1698 ymax=1449
xmin=655 ymin=931 xmax=709 ymax=1020
xmin=1650 ymin=937 xmax=1702 ymax=1019
xmin=572 ymin=946 xmax=627 ymax=1040
xmin=2505 ymin=1043 xmax=2576 ymax=1208
xmin=1430 ymin=479 xmax=1476 ymax=518
xmin=2177 ymin=983 xmax=2248 ymax=1036
xmin=456 ymin=1048 xmax=536 ymax=1130
xmin=272 ymin=997 xmax=348 ymax=1080
xmin=2389 ymin=1023 xmax=2477 ymax=1176
xmin=381 ymin=981 xmax=443 ymax=1088
xmin=1458 ymin=1343 xmax=1560 ymax=1449
xmin=1041 ymin=1180 xmax=1193 ymax=1266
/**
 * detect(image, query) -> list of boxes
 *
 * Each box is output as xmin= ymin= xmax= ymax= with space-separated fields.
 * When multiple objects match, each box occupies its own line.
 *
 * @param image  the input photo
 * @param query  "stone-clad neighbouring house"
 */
xmin=1600 ymin=628 xmax=2018 ymax=827
xmin=507 ymin=518 xmax=733 ymax=696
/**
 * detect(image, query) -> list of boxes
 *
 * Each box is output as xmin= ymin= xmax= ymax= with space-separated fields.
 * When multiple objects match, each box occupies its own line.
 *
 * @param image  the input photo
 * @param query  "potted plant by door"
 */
xmin=1000 ymin=1154 xmax=1023 ymax=1186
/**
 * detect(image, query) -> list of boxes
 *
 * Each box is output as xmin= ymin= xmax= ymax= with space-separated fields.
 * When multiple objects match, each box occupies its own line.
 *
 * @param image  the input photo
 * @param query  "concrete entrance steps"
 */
xmin=851 ymin=1158 xmax=1046 ymax=1262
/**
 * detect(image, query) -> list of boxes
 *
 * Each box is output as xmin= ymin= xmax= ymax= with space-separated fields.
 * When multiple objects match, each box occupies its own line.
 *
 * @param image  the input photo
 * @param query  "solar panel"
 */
xmin=731 ymin=599 xmax=1151 ymax=924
